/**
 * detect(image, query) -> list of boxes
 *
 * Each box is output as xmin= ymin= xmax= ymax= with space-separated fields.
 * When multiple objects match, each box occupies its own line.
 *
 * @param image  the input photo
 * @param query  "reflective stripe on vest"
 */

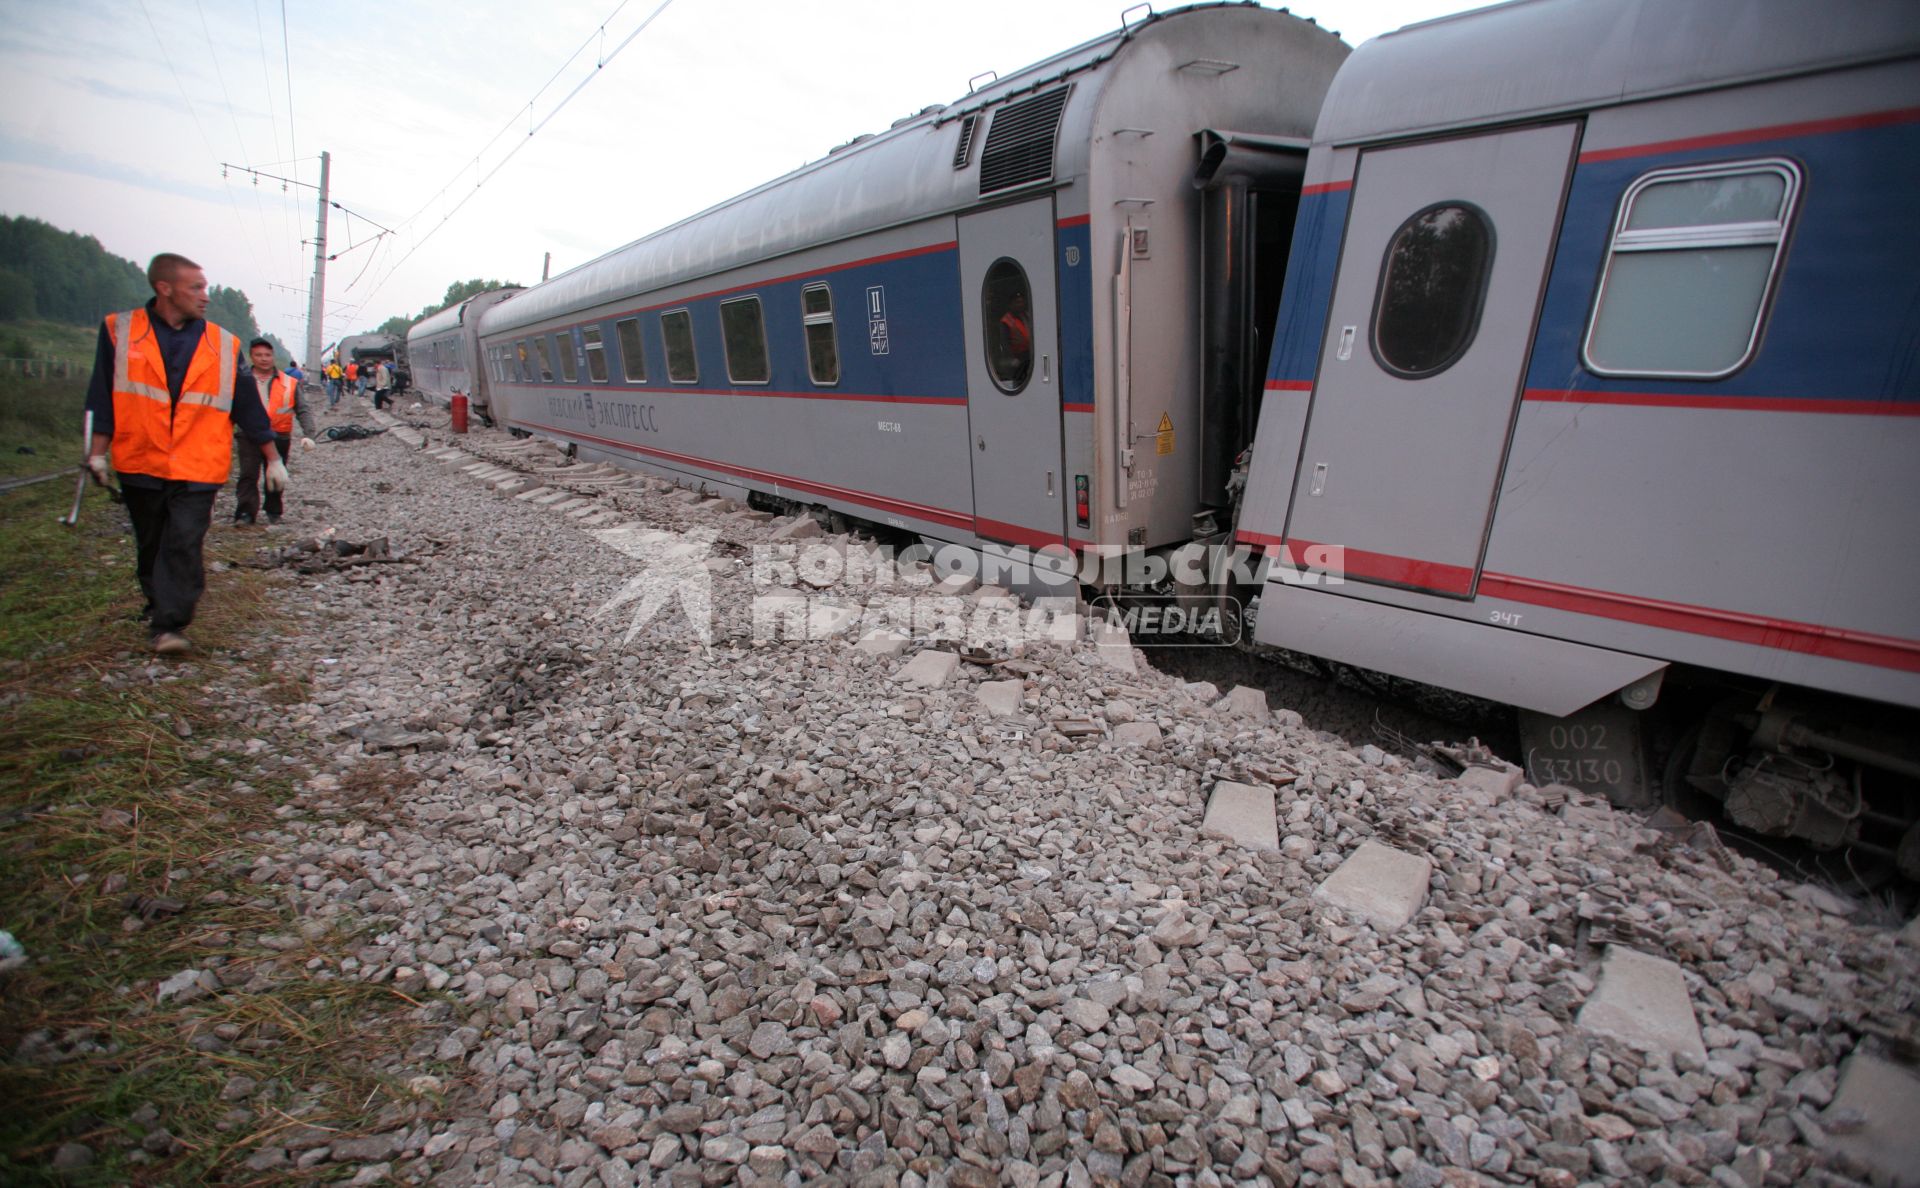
xmin=106 ymin=309 xmax=240 ymax=484
xmin=263 ymin=373 xmax=298 ymax=433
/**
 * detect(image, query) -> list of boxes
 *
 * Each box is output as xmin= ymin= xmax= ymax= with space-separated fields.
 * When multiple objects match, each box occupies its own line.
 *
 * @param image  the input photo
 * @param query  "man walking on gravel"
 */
xmin=372 ymin=358 xmax=394 ymax=410
xmin=82 ymin=253 xmax=288 ymax=656
xmin=232 ymin=338 xmax=316 ymax=526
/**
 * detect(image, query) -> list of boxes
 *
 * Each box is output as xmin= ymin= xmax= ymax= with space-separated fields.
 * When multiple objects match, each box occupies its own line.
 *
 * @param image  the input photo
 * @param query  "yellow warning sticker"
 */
xmin=1155 ymin=412 xmax=1175 ymax=456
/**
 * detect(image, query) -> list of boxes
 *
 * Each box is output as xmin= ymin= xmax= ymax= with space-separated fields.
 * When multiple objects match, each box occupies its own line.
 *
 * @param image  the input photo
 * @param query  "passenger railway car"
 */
xmin=335 ymin=332 xmax=411 ymax=392
xmin=424 ymin=0 xmax=1920 ymax=872
xmin=406 ymin=287 xmax=523 ymax=420
xmin=1234 ymin=0 xmax=1920 ymax=867
xmin=471 ymin=4 xmax=1347 ymax=556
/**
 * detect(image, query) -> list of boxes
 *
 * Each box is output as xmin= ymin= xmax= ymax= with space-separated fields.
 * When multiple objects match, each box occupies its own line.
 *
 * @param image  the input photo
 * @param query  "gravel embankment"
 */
xmin=205 ymin=405 xmax=1919 ymax=1186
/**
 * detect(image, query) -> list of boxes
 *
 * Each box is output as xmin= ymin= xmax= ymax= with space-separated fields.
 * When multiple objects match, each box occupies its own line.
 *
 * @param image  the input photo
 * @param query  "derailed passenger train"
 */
xmin=419 ymin=0 xmax=1920 ymax=873
xmin=405 ymin=286 xmax=523 ymax=416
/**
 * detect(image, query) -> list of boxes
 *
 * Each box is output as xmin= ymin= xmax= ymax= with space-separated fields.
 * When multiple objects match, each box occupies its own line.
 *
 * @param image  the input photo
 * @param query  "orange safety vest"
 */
xmin=106 ymin=308 xmax=240 ymax=484
xmin=258 ymin=372 xmax=298 ymax=434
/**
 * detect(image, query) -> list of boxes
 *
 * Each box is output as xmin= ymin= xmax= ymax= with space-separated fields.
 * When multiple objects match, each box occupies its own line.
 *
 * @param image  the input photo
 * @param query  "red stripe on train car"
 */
xmin=512 ymin=419 xmax=975 ymax=531
xmin=1230 ymin=530 xmax=1920 ymax=673
xmin=1579 ymin=106 xmax=1920 ymax=163
xmin=972 ymin=516 xmax=1068 ymax=549
xmin=1478 ymin=572 xmax=1920 ymax=674
xmin=1056 ymin=214 xmax=1091 ymax=228
xmin=1285 ymin=537 xmax=1476 ymax=595
xmin=1264 ymin=379 xmax=1313 ymax=392
xmin=1523 ymin=388 xmax=1920 ymax=416
xmin=496 ymin=380 xmax=965 ymax=407
xmin=1301 ymin=180 xmax=1352 ymax=195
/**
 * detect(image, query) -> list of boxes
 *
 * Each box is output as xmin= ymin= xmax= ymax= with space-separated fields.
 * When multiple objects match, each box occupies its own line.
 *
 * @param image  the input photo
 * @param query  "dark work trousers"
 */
xmin=121 ymin=482 xmax=216 ymax=634
xmin=233 ymin=433 xmax=292 ymax=521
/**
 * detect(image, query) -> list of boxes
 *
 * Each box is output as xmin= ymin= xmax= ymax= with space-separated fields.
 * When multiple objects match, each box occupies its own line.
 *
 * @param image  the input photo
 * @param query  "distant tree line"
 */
xmin=370 ymin=278 xmax=520 ymax=339
xmin=0 ymin=214 xmax=287 ymax=360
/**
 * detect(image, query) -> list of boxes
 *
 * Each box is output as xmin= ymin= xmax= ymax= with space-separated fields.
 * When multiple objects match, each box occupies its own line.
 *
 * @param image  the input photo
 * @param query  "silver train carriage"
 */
xmin=466 ymin=3 xmax=1347 ymax=558
xmin=1233 ymin=0 xmax=1920 ymax=868
xmin=406 ymin=287 xmax=524 ymax=419
xmin=335 ymin=332 xmax=411 ymax=391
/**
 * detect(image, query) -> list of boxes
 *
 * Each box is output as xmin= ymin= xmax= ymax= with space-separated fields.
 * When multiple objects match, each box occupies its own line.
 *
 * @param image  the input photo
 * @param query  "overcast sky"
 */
xmin=0 ymin=0 xmax=1477 ymax=356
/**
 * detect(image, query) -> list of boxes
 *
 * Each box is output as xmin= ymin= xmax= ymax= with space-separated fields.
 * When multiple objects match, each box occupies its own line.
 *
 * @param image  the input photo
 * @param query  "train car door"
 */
xmin=1282 ymin=123 xmax=1578 ymax=596
xmin=958 ymin=197 xmax=1065 ymax=546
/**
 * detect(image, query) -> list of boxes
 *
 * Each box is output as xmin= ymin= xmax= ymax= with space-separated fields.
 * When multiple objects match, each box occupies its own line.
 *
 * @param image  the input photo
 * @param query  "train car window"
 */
xmin=1584 ymin=159 xmax=1800 ymax=379
xmin=557 ymin=333 xmax=579 ymax=383
xmin=802 ymin=284 xmax=839 ymax=385
xmin=661 ymin=310 xmax=698 ymax=383
xmin=720 ymin=297 xmax=770 ymax=384
xmin=582 ymin=325 xmax=609 ymax=383
xmin=516 ymin=340 xmax=532 ymax=382
xmin=615 ymin=317 xmax=648 ymax=382
xmin=981 ymin=259 xmax=1034 ymax=393
xmin=1371 ymin=202 xmax=1493 ymax=379
xmin=532 ymin=337 xmax=553 ymax=382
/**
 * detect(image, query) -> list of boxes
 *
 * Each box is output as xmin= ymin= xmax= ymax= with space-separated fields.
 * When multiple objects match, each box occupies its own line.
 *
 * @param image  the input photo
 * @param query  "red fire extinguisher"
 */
xmin=451 ymin=392 xmax=469 ymax=434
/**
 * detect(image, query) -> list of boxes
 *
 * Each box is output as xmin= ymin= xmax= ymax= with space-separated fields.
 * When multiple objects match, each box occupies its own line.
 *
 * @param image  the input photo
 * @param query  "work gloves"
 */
xmin=86 ymin=454 xmax=113 ymax=487
xmin=264 ymin=459 xmax=290 ymax=493
xmin=300 ymin=437 xmax=314 ymax=451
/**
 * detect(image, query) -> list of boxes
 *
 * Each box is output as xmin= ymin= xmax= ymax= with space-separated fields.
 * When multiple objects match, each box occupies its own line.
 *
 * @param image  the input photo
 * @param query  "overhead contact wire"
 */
xmin=357 ymin=0 xmax=676 ymax=305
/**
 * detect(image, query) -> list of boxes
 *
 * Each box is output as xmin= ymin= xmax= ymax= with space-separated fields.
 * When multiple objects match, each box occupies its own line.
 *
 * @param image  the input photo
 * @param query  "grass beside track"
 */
xmin=0 ymin=400 xmax=438 ymax=1182
xmin=0 ymin=372 xmax=87 ymax=480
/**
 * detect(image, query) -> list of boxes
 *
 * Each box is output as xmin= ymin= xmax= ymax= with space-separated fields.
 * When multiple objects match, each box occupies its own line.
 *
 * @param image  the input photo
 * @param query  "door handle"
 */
xmin=1042 ymin=354 xmax=1051 ymax=384
xmin=977 ymin=435 xmax=986 ymax=452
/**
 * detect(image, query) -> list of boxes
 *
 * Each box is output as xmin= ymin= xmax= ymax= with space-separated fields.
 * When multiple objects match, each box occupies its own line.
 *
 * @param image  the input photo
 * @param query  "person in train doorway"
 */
xmin=233 ymin=338 xmax=317 ymax=527
xmin=998 ymin=290 xmax=1033 ymax=379
xmin=372 ymin=357 xmax=394 ymax=410
xmin=82 ymin=253 xmax=287 ymax=656
xmin=344 ymin=358 xmax=360 ymax=402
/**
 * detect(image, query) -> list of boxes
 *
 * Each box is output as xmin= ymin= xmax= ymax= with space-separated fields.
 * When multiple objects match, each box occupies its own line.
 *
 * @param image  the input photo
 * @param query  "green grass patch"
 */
xmin=0 ymin=371 xmax=85 ymax=480
xmin=0 ymin=480 xmax=446 ymax=1183
xmin=0 ymin=318 xmax=99 ymax=366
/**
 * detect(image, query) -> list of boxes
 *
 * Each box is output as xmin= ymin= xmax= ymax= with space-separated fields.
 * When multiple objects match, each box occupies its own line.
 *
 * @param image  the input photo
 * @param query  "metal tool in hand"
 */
xmin=62 ymin=409 xmax=122 ymax=525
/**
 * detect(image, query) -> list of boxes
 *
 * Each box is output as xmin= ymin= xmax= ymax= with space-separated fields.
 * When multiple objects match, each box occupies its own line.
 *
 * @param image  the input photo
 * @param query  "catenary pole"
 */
xmin=307 ymin=150 xmax=329 ymax=369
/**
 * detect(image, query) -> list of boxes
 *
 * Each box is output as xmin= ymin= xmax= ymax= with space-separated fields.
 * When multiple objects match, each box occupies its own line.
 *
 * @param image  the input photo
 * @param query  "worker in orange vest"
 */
xmin=344 ymin=359 xmax=360 ymax=398
xmin=82 ymin=253 xmax=285 ymax=656
xmin=233 ymin=338 xmax=317 ymax=526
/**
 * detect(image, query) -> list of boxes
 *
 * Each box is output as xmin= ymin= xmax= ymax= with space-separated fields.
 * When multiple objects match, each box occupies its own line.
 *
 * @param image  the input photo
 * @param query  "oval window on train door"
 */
xmin=981 ymin=258 xmax=1034 ymax=393
xmin=1371 ymin=202 xmax=1495 ymax=378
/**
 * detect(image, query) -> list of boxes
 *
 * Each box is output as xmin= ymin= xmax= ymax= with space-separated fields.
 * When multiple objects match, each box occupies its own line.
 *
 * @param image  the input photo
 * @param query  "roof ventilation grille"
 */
xmin=978 ymin=87 xmax=1069 ymax=195
xmin=952 ymin=114 xmax=980 ymax=169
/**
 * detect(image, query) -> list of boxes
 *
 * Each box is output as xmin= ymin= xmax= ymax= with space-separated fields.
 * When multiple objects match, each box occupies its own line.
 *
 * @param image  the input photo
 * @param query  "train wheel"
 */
xmin=1660 ymin=720 xmax=1722 ymax=819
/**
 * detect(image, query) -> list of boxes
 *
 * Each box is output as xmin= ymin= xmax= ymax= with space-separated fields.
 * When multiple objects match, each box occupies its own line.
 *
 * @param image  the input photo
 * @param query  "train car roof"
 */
xmin=1316 ymin=0 xmax=1920 ymax=145
xmin=337 ymin=332 xmax=398 ymax=352
xmin=481 ymin=2 xmax=1345 ymax=337
xmin=409 ymin=287 xmax=523 ymax=341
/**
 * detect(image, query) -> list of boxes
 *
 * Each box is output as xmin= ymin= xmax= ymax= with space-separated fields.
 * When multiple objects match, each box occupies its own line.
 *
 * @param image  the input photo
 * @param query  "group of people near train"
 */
xmin=322 ymin=355 xmax=396 ymax=409
xmin=82 ymin=252 xmax=326 ymax=656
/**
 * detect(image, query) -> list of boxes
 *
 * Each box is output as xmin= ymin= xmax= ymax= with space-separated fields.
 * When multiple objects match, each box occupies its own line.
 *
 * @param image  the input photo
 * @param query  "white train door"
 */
xmin=958 ymin=198 xmax=1065 ymax=546
xmin=1283 ymin=122 xmax=1579 ymax=596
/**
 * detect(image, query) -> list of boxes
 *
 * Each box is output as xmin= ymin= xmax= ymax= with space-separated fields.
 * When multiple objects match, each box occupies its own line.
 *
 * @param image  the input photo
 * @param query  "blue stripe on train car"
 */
xmin=1265 ymin=187 xmax=1349 ymax=387
xmin=513 ymin=244 xmax=970 ymax=401
xmin=1057 ymin=219 xmax=1094 ymax=410
xmin=1529 ymin=118 xmax=1920 ymax=403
